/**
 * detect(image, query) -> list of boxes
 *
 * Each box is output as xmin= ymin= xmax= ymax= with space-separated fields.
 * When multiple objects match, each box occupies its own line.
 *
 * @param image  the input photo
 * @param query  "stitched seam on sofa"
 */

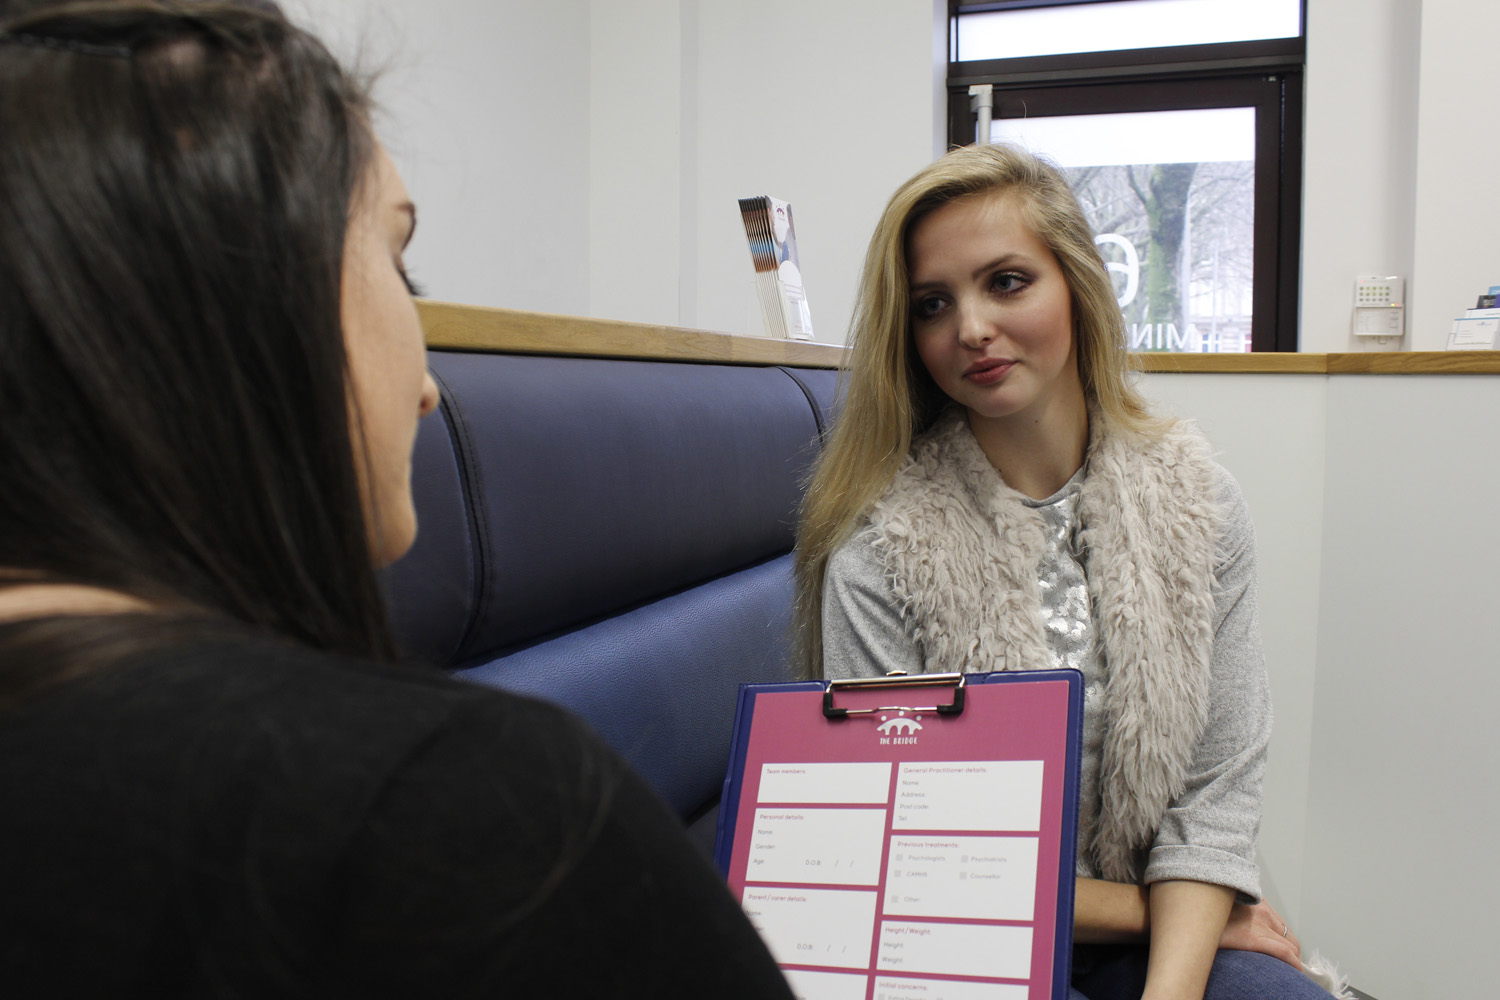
xmin=456 ymin=549 xmax=795 ymax=667
xmin=775 ymin=366 xmax=827 ymax=443
xmin=429 ymin=365 xmax=490 ymax=664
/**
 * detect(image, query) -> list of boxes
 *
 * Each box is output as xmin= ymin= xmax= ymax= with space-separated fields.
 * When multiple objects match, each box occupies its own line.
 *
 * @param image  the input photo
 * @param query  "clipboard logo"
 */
xmin=876 ymin=712 xmax=923 ymax=744
xmin=821 ymin=674 xmax=964 ymax=747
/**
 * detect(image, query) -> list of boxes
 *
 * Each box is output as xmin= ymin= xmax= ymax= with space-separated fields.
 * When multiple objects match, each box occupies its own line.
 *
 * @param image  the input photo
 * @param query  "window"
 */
xmin=949 ymin=0 xmax=1304 ymax=352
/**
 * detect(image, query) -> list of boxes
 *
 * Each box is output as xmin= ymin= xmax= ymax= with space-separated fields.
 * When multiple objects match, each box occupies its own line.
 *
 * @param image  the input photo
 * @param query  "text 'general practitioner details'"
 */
xmin=741 ymin=761 xmax=1044 ymax=1000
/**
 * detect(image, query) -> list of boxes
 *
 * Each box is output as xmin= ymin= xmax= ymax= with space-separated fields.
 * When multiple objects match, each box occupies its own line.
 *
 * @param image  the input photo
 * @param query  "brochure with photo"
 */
xmin=738 ymin=196 xmax=814 ymax=341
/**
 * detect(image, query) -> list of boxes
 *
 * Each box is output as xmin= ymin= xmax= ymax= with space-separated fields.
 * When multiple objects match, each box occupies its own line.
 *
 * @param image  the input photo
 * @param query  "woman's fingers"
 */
xmin=1262 ymin=902 xmax=1302 ymax=965
xmin=1219 ymin=899 xmax=1302 ymax=969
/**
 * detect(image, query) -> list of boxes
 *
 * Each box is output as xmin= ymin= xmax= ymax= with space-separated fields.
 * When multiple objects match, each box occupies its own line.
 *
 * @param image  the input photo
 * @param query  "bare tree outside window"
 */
xmin=1068 ymin=159 xmax=1255 ymax=352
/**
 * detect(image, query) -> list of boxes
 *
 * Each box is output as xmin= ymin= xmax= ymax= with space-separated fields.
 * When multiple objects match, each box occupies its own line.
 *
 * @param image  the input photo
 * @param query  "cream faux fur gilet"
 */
xmin=867 ymin=408 xmax=1222 ymax=882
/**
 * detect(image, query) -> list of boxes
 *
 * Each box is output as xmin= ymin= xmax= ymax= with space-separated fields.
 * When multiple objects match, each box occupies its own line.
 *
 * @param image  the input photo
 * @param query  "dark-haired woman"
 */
xmin=0 ymin=3 xmax=793 ymax=996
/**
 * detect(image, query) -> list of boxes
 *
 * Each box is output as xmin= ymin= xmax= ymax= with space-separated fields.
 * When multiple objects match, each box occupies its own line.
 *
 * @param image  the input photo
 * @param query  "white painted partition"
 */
xmin=1140 ymin=370 xmax=1500 ymax=1000
xmin=1304 ymin=375 xmax=1500 ymax=1000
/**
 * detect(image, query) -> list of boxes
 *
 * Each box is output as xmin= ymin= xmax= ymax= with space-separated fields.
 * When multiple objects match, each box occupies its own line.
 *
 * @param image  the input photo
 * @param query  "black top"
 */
xmin=0 ymin=629 xmax=794 ymax=998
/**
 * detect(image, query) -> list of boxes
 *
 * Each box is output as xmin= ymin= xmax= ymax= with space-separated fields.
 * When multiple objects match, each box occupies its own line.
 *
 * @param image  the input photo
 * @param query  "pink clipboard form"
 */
xmin=714 ymin=670 xmax=1083 ymax=1000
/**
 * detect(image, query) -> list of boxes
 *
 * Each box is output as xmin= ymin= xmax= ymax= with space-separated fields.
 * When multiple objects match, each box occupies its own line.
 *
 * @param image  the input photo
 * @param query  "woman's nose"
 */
xmin=956 ymin=299 xmax=995 ymax=349
xmin=418 ymin=372 xmax=440 ymax=418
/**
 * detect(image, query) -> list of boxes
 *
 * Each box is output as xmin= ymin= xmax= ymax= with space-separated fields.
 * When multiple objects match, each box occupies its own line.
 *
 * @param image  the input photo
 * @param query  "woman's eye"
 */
xmin=991 ymin=272 xmax=1026 ymax=295
xmin=399 ymin=267 xmax=427 ymax=298
xmin=913 ymin=295 xmax=945 ymax=320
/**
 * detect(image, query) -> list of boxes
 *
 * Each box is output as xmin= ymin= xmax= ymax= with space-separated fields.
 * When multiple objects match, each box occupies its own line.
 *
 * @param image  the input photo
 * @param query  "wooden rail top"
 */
xmin=418 ymin=300 xmax=847 ymax=368
xmin=420 ymin=300 xmax=1500 ymax=375
xmin=1131 ymin=351 xmax=1500 ymax=375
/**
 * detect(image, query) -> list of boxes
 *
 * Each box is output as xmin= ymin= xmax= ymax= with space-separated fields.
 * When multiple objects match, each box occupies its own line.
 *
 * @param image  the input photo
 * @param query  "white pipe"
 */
xmin=968 ymin=84 xmax=993 ymax=146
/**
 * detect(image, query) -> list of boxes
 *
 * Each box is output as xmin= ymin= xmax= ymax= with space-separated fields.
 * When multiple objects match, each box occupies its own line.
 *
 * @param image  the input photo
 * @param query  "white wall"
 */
xmin=1410 ymin=1 xmax=1500 ymax=349
xmin=587 ymin=0 xmax=947 ymax=341
xmin=588 ymin=0 xmax=683 ymax=328
xmin=297 ymin=0 xmax=946 ymax=344
xmin=685 ymin=0 xmax=946 ymax=341
xmin=1300 ymin=375 xmax=1500 ymax=1000
xmin=1304 ymin=0 xmax=1500 ymax=352
xmin=1142 ymin=371 xmax=1500 ymax=1000
xmin=290 ymin=0 xmax=592 ymax=317
xmin=1300 ymin=0 xmax=1422 ymax=352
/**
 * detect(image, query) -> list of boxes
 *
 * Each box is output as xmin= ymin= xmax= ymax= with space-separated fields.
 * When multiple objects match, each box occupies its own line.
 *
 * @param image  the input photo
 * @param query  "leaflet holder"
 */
xmin=821 ymin=671 xmax=966 ymax=720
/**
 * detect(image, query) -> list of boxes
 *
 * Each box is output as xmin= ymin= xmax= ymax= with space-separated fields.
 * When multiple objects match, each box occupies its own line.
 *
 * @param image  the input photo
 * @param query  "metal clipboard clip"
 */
xmin=822 ymin=671 xmax=966 ymax=720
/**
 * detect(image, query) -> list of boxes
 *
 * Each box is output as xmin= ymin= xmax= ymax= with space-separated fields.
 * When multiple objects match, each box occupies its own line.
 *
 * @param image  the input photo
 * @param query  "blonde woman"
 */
xmin=795 ymin=144 xmax=1330 ymax=1000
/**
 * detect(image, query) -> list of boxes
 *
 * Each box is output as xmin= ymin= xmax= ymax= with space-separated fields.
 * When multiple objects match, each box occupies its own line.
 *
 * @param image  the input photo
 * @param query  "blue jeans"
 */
xmin=1069 ymin=945 xmax=1331 ymax=1000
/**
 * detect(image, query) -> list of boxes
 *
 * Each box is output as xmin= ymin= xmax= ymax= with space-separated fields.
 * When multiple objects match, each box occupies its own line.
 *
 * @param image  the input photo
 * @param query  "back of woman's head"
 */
xmin=0 ymin=1 xmax=395 ymax=659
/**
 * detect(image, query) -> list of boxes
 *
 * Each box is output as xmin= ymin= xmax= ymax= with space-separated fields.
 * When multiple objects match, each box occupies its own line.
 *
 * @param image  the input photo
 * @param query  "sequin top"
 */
xmin=1019 ymin=469 xmax=1108 ymax=877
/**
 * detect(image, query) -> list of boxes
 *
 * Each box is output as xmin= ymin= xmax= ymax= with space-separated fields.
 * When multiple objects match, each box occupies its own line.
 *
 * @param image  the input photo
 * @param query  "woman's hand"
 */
xmin=1219 ymin=898 xmax=1301 ymax=969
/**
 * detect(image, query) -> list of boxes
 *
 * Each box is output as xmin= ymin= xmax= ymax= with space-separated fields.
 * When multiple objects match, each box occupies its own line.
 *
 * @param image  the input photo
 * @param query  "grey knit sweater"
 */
xmin=823 ymin=458 xmax=1269 ymax=901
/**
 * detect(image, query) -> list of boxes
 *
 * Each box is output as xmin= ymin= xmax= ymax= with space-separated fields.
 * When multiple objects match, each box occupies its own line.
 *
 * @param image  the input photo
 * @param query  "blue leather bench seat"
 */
xmin=384 ymin=350 xmax=838 ymax=844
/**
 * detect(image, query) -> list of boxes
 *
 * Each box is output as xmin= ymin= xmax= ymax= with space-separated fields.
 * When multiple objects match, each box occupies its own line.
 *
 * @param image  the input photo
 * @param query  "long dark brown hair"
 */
xmin=0 ymin=0 xmax=397 ymax=695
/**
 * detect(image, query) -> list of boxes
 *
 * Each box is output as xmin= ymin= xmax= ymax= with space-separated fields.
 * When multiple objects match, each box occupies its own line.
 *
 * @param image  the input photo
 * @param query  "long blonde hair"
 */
xmin=793 ymin=143 xmax=1163 ymax=678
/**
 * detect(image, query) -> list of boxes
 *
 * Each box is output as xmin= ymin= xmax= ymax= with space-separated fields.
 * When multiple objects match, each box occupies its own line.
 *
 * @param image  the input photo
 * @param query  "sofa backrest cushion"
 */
xmin=386 ymin=351 xmax=832 ymax=668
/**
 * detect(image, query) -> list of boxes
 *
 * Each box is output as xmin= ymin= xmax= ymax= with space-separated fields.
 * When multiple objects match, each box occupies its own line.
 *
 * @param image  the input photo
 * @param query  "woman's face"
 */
xmin=340 ymin=144 xmax=439 ymax=566
xmin=906 ymin=189 xmax=1083 ymax=433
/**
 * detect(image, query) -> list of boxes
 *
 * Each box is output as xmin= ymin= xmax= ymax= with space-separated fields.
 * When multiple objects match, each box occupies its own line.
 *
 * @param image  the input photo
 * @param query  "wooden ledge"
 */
xmin=1132 ymin=353 xmax=1326 ymax=374
xmin=1322 ymin=351 xmax=1500 ymax=374
xmin=420 ymin=301 xmax=1500 ymax=375
xmin=1134 ymin=351 xmax=1500 ymax=375
xmin=419 ymin=300 xmax=848 ymax=368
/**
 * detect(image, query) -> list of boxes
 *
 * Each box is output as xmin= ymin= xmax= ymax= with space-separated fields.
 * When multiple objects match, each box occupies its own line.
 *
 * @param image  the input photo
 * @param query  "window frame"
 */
xmin=948 ymin=1 xmax=1305 ymax=352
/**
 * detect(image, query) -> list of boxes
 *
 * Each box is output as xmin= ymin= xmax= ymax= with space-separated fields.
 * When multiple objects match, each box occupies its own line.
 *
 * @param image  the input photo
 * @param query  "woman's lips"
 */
xmin=964 ymin=358 xmax=1016 ymax=384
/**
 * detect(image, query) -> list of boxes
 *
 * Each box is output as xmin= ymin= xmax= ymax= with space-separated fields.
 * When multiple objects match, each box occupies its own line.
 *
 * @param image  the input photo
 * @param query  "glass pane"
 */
xmin=992 ymin=107 xmax=1256 ymax=353
xmin=957 ymin=0 xmax=1301 ymax=62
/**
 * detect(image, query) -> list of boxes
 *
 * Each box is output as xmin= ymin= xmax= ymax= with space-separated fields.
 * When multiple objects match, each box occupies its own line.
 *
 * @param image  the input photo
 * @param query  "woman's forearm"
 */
xmin=1140 ymin=880 xmax=1235 ymax=1000
xmin=1072 ymin=877 xmax=1150 ymax=943
xmin=1074 ymin=876 xmax=1303 ymax=973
